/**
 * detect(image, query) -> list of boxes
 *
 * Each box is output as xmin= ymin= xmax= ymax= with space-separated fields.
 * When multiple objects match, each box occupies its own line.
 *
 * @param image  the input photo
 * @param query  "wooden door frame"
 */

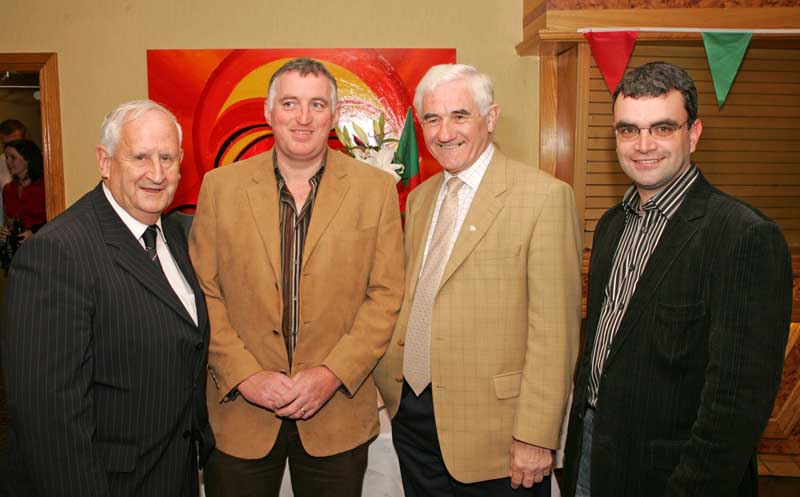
xmin=0 ymin=53 xmax=65 ymax=219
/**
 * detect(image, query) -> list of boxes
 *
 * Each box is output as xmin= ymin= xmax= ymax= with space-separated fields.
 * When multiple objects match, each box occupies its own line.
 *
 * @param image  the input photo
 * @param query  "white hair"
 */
xmin=99 ymin=100 xmax=182 ymax=155
xmin=414 ymin=64 xmax=494 ymax=117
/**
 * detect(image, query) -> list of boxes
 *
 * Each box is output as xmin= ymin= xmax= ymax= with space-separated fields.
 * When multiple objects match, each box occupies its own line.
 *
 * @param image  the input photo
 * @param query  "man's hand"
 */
xmin=237 ymin=370 xmax=296 ymax=411
xmin=275 ymin=366 xmax=342 ymax=420
xmin=18 ymin=229 xmax=33 ymax=243
xmin=0 ymin=225 xmax=10 ymax=242
xmin=509 ymin=439 xmax=552 ymax=489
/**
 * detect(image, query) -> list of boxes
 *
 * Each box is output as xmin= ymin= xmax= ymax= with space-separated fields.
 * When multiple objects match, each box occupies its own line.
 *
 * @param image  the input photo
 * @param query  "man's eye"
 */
xmin=453 ymin=115 xmax=467 ymax=123
xmin=655 ymin=125 xmax=675 ymax=133
xmin=423 ymin=117 xmax=440 ymax=126
xmin=312 ymin=101 xmax=326 ymax=110
xmin=160 ymin=154 xmax=175 ymax=163
xmin=134 ymin=154 xmax=147 ymax=161
xmin=282 ymin=101 xmax=296 ymax=109
xmin=616 ymin=126 xmax=638 ymax=137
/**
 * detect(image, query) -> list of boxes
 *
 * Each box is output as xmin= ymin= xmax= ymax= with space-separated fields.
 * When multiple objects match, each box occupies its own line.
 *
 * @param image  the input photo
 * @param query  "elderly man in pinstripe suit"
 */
xmin=2 ymin=100 xmax=213 ymax=497
xmin=561 ymin=62 xmax=792 ymax=497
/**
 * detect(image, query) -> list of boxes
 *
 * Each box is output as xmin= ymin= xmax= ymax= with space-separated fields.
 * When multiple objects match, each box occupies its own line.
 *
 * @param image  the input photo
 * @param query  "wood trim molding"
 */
xmin=0 ymin=53 xmax=65 ymax=219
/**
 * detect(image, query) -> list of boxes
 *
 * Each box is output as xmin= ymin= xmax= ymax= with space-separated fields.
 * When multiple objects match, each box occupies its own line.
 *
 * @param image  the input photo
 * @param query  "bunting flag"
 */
xmin=702 ymin=32 xmax=752 ymax=108
xmin=395 ymin=106 xmax=420 ymax=189
xmin=584 ymin=31 xmax=638 ymax=94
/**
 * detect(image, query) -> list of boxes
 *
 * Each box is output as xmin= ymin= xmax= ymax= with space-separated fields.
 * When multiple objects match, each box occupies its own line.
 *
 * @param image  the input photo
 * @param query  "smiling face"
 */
xmin=265 ymin=71 xmax=337 ymax=170
xmin=613 ymin=90 xmax=702 ymax=204
xmin=420 ymin=79 xmax=499 ymax=175
xmin=96 ymin=109 xmax=182 ymax=225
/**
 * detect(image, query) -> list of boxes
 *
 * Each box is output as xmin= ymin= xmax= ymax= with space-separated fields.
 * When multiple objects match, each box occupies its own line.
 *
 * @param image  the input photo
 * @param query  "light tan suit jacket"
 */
xmin=374 ymin=150 xmax=582 ymax=483
xmin=190 ymin=149 xmax=404 ymax=458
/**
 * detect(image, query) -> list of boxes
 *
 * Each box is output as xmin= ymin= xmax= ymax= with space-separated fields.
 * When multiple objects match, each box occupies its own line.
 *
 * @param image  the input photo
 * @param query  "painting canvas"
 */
xmin=147 ymin=48 xmax=456 ymax=212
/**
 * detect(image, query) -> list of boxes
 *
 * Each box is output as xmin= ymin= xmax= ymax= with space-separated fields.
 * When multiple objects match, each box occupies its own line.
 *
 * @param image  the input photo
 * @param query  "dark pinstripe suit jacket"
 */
xmin=561 ymin=172 xmax=793 ymax=497
xmin=2 ymin=183 xmax=213 ymax=497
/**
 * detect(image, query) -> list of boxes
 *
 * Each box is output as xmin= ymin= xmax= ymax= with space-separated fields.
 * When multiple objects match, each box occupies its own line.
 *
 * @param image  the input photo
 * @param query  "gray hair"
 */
xmin=266 ymin=58 xmax=338 ymax=113
xmin=99 ymin=100 xmax=183 ymax=155
xmin=414 ymin=64 xmax=494 ymax=117
xmin=612 ymin=61 xmax=699 ymax=128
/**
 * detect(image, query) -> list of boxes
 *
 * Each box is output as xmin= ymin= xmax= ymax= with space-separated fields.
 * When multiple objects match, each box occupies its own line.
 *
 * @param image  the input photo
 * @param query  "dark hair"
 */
xmin=0 ymin=119 xmax=27 ymax=138
xmin=4 ymin=139 xmax=44 ymax=182
xmin=612 ymin=61 xmax=698 ymax=128
xmin=266 ymin=58 xmax=338 ymax=112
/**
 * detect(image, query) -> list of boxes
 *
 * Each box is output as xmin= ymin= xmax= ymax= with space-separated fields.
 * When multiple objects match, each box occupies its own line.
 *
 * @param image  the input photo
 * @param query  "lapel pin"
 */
xmin=469 ymin=225 xmax=477 ymax=232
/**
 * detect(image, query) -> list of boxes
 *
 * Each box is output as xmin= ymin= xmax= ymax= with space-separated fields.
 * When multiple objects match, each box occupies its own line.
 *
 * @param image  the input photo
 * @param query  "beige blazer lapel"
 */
xmin=302 ymin=151 xmax=350 ymax=267
xmin=246 ymin=155 xmax=282 ymax=285
xmin=405 ymin=174 xmax=444 ymax=300
xmin=439 ymin=152 xmax=507 ymax=289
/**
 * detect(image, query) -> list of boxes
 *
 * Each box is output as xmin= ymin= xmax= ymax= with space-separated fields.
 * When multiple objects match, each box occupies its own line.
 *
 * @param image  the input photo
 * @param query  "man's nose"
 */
xmin=633 ymin=129 xmax=657 ymax=152
xmin=297 ymin=105 xmax=312 ymax=125
xmin=148 ymin=157 xmax=166 ymax=183
xmin=436 ymin=119 xmax=456 ymax=142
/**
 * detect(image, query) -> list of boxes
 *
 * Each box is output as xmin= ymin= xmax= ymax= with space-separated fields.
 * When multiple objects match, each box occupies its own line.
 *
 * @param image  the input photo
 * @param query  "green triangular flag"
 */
xmin=394 ymin=107 xmax=419 ymax=188
xmin=702 ymin=32 xmax=752 ymax=108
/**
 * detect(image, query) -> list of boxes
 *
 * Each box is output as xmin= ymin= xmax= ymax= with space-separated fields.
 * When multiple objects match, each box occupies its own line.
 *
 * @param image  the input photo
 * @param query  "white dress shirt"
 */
xmin=102 ymin=184 xmax=198 ymax=325
xmin=419 ymin=144 xmax=494 ymax=275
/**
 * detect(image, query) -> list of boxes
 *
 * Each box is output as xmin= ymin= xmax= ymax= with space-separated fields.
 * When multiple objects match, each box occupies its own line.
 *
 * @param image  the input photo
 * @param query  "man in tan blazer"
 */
xmin=374 ymin=64 xmax=582 ymax=497
xmin=190 ymin=58 xmax=404 ymax=497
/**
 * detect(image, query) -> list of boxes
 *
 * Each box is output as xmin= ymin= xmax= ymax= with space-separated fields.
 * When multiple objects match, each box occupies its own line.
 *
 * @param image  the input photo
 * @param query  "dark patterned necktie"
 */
xmin=142 ymin=224 xmax=163 ymax=271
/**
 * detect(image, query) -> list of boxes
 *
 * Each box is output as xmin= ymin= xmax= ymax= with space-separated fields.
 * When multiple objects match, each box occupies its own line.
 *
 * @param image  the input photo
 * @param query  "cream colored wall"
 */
xmin=2 ymin=0 xmax=538 ymax=205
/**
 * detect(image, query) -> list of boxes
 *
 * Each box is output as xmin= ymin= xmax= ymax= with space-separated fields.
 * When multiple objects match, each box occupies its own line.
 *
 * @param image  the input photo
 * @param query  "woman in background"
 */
xmin=0 ymin=139 xmax=46 ymax=259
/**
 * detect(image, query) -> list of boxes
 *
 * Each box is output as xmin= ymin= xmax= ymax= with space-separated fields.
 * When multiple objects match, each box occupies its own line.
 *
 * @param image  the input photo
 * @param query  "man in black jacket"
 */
xmin=2 ymin=100 xmax=213 ymax=496
xmin=561 ymin=62 xmax=792 ymax=497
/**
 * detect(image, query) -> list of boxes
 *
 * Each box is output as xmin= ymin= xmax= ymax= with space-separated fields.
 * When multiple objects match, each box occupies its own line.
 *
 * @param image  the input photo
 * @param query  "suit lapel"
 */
xmin=405 ymin=174 xmax=443 ymax=301
xmin=92 ymin=184 xmax=197 ymax=327
xmin=302 ymin=151 xmax=349 ymax=267
xmin=246 ymin=155 xmax=282 ymax=285
xmin=162 ymin=218 xmax=208 ymax=333
xmin=438 ymin=152 xmax=507 ymax=289
xmin=602 ymin=176 xmax=710 ymax=367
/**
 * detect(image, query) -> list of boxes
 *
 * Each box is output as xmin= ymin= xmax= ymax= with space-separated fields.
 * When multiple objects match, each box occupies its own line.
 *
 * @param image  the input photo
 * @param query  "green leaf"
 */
xmin=352 ymin=122 xmax=371 ymax=146
xmin=378 ymin=113 xmax=386 ymax=141
xmin=335 ymin=126 xmax=350 ymax=148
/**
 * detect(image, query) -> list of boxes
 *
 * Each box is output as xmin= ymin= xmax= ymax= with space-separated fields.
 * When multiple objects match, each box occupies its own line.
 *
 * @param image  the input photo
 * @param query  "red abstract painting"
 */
xmin=147 ymin=48 xmax=456 ymax=212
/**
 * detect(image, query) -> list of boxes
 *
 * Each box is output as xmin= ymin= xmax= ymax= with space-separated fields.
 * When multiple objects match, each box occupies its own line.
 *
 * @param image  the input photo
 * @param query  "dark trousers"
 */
xmin=203 ymin=420 xmax=368 ymax=497
xmin=574 ymin=407 xmax=594 ymax=497
xmin=392 ymin=381 xmax=551 ymax=497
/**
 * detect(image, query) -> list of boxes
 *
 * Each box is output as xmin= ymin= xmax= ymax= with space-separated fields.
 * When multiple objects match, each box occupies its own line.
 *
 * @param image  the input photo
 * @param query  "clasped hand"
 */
xmin=237 ymin=366 xmax=342 ymax=421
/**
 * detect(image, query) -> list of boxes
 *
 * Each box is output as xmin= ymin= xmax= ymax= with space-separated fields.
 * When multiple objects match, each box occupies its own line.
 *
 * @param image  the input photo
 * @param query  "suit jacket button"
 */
xmin=398 ymin=338 xmax=404 ymax=346
xmin=394 ymin=375 xmax=403 ymax=383
xmin=195 ymin=342 xmax=203 ymax=351
xmin=182 ymin=430 xmax=191 ymax=439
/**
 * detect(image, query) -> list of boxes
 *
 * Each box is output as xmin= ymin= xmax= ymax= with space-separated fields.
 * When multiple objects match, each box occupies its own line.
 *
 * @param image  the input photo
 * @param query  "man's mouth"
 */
xmin=437 ymin=141 xmax=464 ymax=150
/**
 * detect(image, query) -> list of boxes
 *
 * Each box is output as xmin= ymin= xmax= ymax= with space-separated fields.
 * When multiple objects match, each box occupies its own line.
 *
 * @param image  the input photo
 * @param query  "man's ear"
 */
xmin=486 ymin=104 xmax=501 ymax=133
xmin=96 ymin=145 xmax=111 ymax=179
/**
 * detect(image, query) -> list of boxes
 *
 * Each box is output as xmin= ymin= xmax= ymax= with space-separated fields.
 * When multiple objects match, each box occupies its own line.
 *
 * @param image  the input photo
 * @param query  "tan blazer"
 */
xmin=190 ymin=149 xmax=404 ymax=458
xmin=374 ymin=150 xmax=582 ymax=483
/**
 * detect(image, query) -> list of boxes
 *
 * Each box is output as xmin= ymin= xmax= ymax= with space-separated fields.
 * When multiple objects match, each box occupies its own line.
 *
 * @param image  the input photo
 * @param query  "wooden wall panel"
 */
xmin=584 ymin=43 xmax=800 ymax=247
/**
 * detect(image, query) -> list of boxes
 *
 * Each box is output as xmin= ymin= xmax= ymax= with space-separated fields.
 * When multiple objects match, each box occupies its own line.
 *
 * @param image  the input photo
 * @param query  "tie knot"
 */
xmin=142 ymin=224 xmax=159 ymax=250
xmin=446 ymin=177 xmax=463 ymax=196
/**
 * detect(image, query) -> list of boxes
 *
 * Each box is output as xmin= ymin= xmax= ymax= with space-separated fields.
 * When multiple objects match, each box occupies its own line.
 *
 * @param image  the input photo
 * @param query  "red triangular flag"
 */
xmin=584 ymin=31 xmax=639 ymax=94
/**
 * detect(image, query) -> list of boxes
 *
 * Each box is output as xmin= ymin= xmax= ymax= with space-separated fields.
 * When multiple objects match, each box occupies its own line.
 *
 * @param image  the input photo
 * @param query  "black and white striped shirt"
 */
xmin=587 ymin=164 xmax=699 ymax=407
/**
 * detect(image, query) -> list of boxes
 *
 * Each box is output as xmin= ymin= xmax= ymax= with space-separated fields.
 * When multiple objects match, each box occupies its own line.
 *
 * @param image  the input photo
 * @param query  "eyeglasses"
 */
xmin=613 ymin=120 xmax=691 ymax=141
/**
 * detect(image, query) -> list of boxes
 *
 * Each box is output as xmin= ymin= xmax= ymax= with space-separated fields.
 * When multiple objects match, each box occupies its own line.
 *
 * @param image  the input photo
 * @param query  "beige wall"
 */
xmin=2 ymin=0 xmax=538 ymax=205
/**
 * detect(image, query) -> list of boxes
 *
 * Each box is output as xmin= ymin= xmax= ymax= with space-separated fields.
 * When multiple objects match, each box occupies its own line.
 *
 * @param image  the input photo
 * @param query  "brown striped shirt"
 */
xmin=276 ymin=152 xmax=325 ymax=365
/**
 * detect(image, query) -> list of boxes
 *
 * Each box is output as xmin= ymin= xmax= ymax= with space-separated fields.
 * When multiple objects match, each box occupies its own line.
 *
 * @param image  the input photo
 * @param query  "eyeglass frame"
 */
xmin=612 ymin=119 xmax=693 ymax=141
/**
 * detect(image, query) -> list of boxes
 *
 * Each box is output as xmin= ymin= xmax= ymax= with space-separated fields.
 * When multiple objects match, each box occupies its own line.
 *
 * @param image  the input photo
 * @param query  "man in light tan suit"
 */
xmin=190 ymin=58 xmax=404 ymax=497
xmin=374 ymin=64 xmax=582 ymax=497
